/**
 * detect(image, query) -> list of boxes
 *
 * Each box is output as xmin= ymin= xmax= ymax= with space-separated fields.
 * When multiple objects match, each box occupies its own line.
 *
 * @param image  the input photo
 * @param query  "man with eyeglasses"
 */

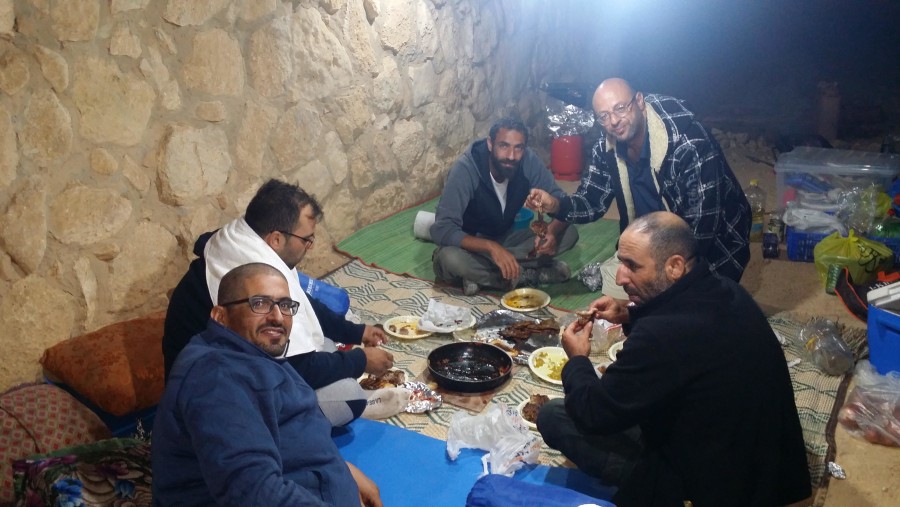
xmin=163 ymin=179 xmax=394 ymax=426
xmin=153 ymin=263 xmax=383 ymax=506
xmin=526 ymin=78 xmax=751 ymax=298
xmin=431 ymin=117 xmax=579 ymax=296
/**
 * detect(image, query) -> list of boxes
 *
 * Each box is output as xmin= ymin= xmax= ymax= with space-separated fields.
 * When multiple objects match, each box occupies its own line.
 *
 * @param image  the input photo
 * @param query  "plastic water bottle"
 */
xmin=296 ymin=272 xmax=350 ymax=316
xmin=745 ymin=179 xmax=766 ymax=242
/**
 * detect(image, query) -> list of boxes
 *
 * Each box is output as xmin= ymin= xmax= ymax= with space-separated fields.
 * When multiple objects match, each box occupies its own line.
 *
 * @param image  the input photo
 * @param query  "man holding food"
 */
xmin=537 ymin=212 xmax=811 ymax=506
xmin=431 ymin=117 xmax=579 ymax=296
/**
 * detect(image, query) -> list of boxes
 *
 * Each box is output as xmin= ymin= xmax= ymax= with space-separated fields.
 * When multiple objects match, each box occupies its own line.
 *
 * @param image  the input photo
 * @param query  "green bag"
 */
xmin=813 ymin=230 xmax=894 ymax=286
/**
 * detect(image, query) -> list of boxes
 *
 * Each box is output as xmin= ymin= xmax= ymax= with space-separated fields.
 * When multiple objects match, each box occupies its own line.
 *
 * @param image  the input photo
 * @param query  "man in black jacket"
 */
xmin=163 ymin=179 xmax=393 ymax=425
xmin=538 ymin=212 xmax=811 ymax=506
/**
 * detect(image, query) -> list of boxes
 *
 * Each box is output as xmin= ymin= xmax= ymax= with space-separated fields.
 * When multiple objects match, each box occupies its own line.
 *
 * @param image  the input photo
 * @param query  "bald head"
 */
xmin=627 ymin=212 xmax=698 ymax=269
xmin=218 ymin=263 xmax=287 ymax=303
xmin=592 ymin=78 xmax=645 ymax=144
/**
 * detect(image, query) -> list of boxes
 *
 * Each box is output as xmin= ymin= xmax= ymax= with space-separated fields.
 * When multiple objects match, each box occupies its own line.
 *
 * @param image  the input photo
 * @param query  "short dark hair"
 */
xmin=244 ymin=179 xmax=323 ymax=237
xmin=488 ymin=117 xmax=529 ymax=145
xmin=630 ymin=212 xmax=698 ymax=267
xmin=218 ymin=263 xmax=286 ymax=303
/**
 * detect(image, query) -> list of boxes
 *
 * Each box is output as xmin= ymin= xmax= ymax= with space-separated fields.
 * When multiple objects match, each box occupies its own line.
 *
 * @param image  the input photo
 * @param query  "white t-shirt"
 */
xmin=491 ymin=175 xmax=509 ymax=214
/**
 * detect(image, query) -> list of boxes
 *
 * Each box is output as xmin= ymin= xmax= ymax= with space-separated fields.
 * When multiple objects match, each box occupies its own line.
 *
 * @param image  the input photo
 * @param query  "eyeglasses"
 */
xmin=220 ymin=296 xmax=300 ymax=316
xmin=279 ymin=230 xmax=316 ymax=248
xmin=596 ymin=94 xmax=638 ymax=125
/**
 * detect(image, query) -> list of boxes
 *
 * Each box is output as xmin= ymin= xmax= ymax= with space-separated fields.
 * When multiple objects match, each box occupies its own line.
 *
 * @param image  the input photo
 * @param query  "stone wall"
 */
xmin=0 ymin=0 xmax=596 ymax=390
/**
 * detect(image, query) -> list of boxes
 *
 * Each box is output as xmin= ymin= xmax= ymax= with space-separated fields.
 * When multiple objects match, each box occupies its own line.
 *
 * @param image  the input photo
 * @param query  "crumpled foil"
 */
xmin=402 ymin=381 xmax=442 ymax=413
xmin=827 ymin=461 xmax=847 ymax=479
xmin=545 ymin=98 xmax=595 ymax=137
xmin=577 ymin=262 xmax=604 ymax=292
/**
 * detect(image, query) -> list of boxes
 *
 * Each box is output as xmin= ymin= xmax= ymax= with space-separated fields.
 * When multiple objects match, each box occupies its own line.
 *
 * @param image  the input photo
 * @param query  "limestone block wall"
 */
xmin=0 ymin=0 xmax=594 ymax=390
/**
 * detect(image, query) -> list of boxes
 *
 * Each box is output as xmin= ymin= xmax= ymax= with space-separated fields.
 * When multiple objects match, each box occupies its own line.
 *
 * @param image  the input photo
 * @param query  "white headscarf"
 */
xmin=204 ymin=217 xmax=325 ymax=355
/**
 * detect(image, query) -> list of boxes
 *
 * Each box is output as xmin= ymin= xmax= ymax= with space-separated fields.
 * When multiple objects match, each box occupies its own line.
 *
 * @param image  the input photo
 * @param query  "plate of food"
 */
xmin=607 ymin=340 xmax=625 ymax=361
xmin=516 ymin=394 xmax=557 ymax=430
xmin=528 ymin=346 xmax=568 ymax=385
xmin=383 ymin=316 xmax=432 ymax=339
xmin=501 ymin=288 xmax=551 ymax=312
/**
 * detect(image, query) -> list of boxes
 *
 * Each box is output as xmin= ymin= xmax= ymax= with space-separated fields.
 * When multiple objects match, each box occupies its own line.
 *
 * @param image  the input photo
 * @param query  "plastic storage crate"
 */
xmin=866 ymin=304 xmax=900 ymax=374
xmin=785 ymin=226 xmax=900 ymax=265
xmin=775 ymin=147 xmax=900 ymax=209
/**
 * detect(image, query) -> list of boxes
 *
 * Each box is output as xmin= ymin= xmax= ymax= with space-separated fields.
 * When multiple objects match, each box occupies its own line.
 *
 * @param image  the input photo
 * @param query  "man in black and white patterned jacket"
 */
xmin=527 ymin=78 xmax=751 ymax=296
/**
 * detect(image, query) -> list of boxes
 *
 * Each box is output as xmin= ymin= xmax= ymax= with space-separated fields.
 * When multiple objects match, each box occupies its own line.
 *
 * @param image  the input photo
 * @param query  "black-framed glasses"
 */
xmin=220 ymin=296 xmax=300 ymax=316
xmin=596 ymin=94 xmax=638 ymax=125
xmin=279 ymin=230 xmax=316 ymax=247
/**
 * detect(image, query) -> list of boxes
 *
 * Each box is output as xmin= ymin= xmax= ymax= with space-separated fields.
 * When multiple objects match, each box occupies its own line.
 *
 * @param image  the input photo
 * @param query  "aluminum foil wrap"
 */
xmin=827 ymin=461 xmax=847 ymax=480
xmin=577 ymin=262 xmax=604 ymax=292
xmin=402 ymin=381 xmax=442 ymax=413
xmin=545 ymin=98 xmax=595 ymax=137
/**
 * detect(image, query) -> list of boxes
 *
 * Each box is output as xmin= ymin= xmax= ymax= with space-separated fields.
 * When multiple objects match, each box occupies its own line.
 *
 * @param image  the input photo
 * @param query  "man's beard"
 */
xmin=627 ymin=270 xmax=673 ymax=305
xmin=490 ymin=151 xmax=521 ymax=181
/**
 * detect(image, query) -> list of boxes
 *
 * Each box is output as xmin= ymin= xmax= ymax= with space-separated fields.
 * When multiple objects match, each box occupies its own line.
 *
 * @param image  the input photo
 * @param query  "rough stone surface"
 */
xmin=248 ymin=13 xmax=292 ymax=98
xmin=0 ymin=276 xmax=76 ymax=388
xmin=362 ymin=0 xmax=378 ymax=23
xmin=71 ymin=56 xmax=155 ymax=146
xmin=288 ymin=7 xmax=352 ymax=101
xmin=196 ymin=101 xmax=226 ymax=122
xmin=379 ymin=2 xmax=415 ymax=55
xmin=271 ymin=103 xmax=322 ymax=171
xmin=49 ymin=186 xmax=132 ymax=246
xmin=73 ymin=256 xmax=98 ymax=328
xmin=372 ymin=56 xmax=402 ymax=113
xmin=290 ymin=159 xmax=334 ymax=202
xmin=0 ymin=0 xmax=12 ymax=36
xmin=322 ymin=187 xmax=357 ymax=241
xmin=154 ymin=27 xmax=177 ymax=55
xmin=50 ymin=0 xmax=99 ymax=41
xmin=111 ymin=0 xmax=150 ymax=15
xmin=157 ymin=124 xmax=232 ymax=206
xmin=140 ymin=45 xmax=181 ymax=111
xmin=320 ymin=131 xmax=349 ymax=185
xmin=163 ymin=0 xmax=230 ymax=27
xmin=236 ymin=98 xmax=278 ymax=176
xmin=182 ymin=29 xmax=244 ymax=96
xmin=0 ymin=42 xmax=30 ymax=95
xmin=408 ymin=62 xmax=438 ymax=108
xmin=0 ymin=180 xmax=46 ymax=274
xmin=33 ymin=45 xmax=68 ymax=92
xmin=109 ymin=22 xmax=142 ymax=59
xmin=0 ymin=109 xmax=16 ymax=188
xmin=237 ymin=0 xmax=277 ymax=22
xmin=344 ymin=0 xmax=377 ymax=77
xmin=331 ymin=86 xmax=373 ymax=144
xmin=20 ymin=89 xmax=72 ymax=166
xmin=391 ymin=119 xmax=426 ymax=175
xmin=90 ymin=148 xmax=118 ymax=175
xmin=121 ymin=154 xmax=150 ymax=194
xmin=109 ymin=221 xmax=178 ymax=312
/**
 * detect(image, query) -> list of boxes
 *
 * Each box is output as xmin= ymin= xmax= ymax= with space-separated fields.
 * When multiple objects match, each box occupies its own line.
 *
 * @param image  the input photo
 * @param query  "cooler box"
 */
xmin=866 ymin=303 xmax=900 ymax=375
xmin=775 ymin=147 xmax=900 ymax=209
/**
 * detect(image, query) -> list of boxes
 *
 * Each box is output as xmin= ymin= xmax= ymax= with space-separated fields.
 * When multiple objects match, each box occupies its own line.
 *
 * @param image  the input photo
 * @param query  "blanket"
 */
xmin=334 ymin=197 xmax=620 ymax=311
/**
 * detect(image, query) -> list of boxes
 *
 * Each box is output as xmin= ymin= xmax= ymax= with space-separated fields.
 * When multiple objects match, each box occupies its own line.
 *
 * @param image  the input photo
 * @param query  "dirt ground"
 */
xmin=307 ymin=139 xmax=900 ymax=505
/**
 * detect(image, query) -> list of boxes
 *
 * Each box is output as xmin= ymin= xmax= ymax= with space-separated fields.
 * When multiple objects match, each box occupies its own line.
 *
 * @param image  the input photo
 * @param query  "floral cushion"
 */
xmin=0 ymin=383 xmax=111 ymax=505
xmin=40 ymin=312 xmax=166 ymax=417
xmin=13 ymin=438 xmax=152 ymax=507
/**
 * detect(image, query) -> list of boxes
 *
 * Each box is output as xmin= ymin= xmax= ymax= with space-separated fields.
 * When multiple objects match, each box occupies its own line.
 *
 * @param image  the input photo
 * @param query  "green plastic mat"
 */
xmin=335 ymin=198 xmax=620 ymax=311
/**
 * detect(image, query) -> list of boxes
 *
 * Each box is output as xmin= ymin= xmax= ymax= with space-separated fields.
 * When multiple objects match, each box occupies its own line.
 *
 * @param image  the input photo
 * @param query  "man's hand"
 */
xmin=487 ymin=242 xmax=520 ymax=281
xmin=561 ymin=319 xmax=592 ymax=358
xmin=361 ymin=325 xmax=387 ymax=347
xmin=363 ymin=347 xmax=394 ymax=376
xmin=533 ymin=231 xmax=559 ymax=256
xmin=525 ymin=189 xmax=560 ymax=213
xmin=590 ymin=296 xmax=630 ymax=325
xmin=346 ymin=462 xmax=383 ymax=507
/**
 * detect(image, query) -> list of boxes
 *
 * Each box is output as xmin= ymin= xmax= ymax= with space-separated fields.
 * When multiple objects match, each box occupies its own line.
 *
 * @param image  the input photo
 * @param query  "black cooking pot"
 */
xmin=427 ymin=342 xmax=512 ymax=393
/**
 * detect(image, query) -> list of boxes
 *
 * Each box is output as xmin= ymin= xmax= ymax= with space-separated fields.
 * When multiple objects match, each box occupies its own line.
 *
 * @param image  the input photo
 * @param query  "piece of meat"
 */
xmin=499 ymin=319 xmax=560 ymax=341
xmin=521 ymin=394 xmax=550 ymax=423
xmin=359 ymin=369 xmax=407 ymax=390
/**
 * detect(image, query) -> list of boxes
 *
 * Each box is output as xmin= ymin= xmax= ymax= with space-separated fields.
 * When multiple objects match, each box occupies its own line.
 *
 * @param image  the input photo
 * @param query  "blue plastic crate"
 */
xmin=785 ymin=227 xmax=900 ymax=265
xmin=867 ymin=304 xmax=900 ymax=374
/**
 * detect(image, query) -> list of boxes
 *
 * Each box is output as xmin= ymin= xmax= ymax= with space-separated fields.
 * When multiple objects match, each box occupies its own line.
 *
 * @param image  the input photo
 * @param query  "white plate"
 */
xmin=500 ymin=288 xmax=551 ymax=312
xmin=607 ymin=340 xmax=625 ymax=361
xmin=516 ymin=396 xmax=560 ymax=431
xmin=383 ymin=316 xmax=432 ymax=340
xmin=528 ymin=346 xmax=568 ymax=385
xmin=420 ymin=314 xmax=477 ymax=334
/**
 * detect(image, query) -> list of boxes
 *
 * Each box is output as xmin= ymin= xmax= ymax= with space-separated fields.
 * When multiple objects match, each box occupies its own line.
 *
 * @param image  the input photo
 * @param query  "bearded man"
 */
xmin=537 ymin=212 xmax=811 ymax=506
xmin=430 ymin=117 xmax=579 ymax=295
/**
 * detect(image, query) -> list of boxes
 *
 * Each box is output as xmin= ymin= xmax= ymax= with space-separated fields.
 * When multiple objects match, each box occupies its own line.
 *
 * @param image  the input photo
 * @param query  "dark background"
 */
xmin=590 ymin=0 xmax=900 ymax=139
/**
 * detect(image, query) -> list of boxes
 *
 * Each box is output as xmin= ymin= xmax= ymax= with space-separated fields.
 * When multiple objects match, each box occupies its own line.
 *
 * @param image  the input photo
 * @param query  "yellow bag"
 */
xmin=813 ymin=230 xmax=894 ymax=286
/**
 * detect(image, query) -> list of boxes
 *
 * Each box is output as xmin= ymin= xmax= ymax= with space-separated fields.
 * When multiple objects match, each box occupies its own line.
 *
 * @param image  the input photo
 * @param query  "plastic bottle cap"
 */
xmin=749 ymin=179 xmax=759 ymax=186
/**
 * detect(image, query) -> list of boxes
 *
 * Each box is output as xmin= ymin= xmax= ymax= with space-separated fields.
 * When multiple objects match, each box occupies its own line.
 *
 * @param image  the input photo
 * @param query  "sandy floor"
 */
xmin=307 ymin=142 xmax=900 ymax=505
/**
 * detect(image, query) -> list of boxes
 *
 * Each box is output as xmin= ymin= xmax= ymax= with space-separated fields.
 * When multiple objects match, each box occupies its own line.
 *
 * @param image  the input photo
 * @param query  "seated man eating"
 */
xmin=153 ymin=262 xmax=382 ymax=506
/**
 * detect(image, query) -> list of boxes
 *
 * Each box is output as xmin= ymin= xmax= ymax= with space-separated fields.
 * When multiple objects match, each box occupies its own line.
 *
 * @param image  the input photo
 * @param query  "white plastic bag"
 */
xmin=837 ymin=360 xmax=900 ymax=447
xmin=446 ymin=402 xmax=540 ymax=476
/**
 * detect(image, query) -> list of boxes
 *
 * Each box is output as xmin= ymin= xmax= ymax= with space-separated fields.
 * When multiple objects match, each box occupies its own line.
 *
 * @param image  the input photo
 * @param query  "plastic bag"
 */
xmin=446 ymin=402 xmax=540 ymax=477
xmin=577 ymin=262 xmax=603 ymax=292
xmin=813 ymin=230 xmax=894 ymax=286
xmin=837 ymin=360 xmax=900 ymax=447
xmin=797 ymin=319 xmax=855 ymax=375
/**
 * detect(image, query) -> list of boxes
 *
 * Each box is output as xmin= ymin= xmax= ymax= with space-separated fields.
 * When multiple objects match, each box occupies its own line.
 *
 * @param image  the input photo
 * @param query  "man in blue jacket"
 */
xmin=153 ymin=263 xmax=382 ymax=506
xmin=431 ymin=117 xmax=579 ymax=295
